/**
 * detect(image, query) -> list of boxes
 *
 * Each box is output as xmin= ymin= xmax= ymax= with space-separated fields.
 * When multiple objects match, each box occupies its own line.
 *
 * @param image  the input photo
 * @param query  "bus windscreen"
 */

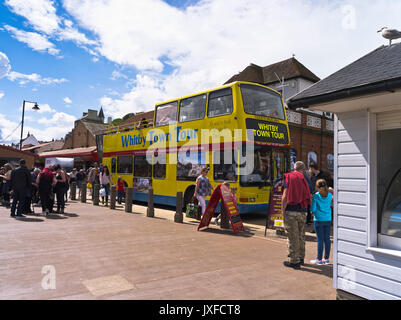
xmin=240 ymin=84 xmax=285 ymax=120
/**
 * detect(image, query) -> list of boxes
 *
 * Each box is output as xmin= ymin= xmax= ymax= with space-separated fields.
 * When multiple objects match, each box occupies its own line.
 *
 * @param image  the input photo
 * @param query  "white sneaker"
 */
xmin=310 ymin=259 xmax=323 ymax=265
xmin=323 ymin=259 xmax=330 ymax=265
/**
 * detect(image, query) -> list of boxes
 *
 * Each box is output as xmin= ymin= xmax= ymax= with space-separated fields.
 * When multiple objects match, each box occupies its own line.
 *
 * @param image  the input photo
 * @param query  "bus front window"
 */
xmin=240 ymin=148 xmax=272 ymax=187
xmin=240 ymin=84 xmax=285 ymax=120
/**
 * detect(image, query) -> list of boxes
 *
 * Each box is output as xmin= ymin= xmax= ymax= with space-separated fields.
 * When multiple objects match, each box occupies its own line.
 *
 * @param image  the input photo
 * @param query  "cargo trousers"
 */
xmin=283 ymin=210 xmax=307 ymax=264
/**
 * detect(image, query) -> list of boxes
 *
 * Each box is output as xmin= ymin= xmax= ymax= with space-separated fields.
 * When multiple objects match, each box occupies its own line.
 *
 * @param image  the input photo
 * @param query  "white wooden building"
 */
xmin=288 ymin=43 xmax=401 ymax=300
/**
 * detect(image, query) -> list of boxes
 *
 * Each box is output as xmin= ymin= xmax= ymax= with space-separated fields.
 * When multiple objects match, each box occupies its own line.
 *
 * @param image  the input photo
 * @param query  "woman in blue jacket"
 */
xmin=310 ymin=179 xmax=333 ymax=265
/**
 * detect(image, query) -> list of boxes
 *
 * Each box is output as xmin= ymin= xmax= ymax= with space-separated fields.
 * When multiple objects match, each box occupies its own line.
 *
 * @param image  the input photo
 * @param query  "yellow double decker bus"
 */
xmin=101 ymin=81 xmax=291 ymax=214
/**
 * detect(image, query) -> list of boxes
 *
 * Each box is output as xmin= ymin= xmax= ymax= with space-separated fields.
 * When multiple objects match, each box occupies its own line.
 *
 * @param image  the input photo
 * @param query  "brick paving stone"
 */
xmin=0 ymin=200 xmax=336 ymax=300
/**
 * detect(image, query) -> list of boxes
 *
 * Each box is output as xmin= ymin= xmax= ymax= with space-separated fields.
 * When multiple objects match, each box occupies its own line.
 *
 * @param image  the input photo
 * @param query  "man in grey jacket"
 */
xmin=10 ymin=159 xmax=32 ymax=218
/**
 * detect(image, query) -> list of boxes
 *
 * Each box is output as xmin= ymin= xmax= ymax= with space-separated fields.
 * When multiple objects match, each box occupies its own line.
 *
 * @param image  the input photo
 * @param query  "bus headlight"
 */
xmin=249 ymin=198 xmax=255 ymax=202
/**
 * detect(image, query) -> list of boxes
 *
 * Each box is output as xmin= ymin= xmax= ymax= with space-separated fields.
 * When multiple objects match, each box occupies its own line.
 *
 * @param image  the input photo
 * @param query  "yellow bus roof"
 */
xmin=155 ymin=81 xmax=282 ymax=106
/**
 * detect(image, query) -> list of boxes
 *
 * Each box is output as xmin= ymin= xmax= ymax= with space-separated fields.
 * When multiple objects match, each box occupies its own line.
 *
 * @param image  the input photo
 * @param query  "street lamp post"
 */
xmin=20 ymin=100 xmax=40 ymax=150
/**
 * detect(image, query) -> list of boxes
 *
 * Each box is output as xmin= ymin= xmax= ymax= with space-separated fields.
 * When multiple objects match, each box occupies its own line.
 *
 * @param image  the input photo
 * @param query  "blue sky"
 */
xmin=0 ymin=0 xmax=400 ymax=144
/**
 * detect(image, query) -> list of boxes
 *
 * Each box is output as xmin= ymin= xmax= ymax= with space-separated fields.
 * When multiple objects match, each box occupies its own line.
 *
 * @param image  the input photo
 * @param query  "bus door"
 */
xmin=273 ymin=150 xmax=290 ymax=181
xmin=151 ymin=152 xmax=169 ymax=204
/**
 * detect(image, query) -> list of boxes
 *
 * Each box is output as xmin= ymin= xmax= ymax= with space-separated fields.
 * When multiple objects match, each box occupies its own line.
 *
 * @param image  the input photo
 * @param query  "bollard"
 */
xmin=70 ymin=182 xmax=77 ymax=200
xmin=93 ymin=183 xmax=100 ymax=206
xmin=110 ymin=185 xmax=116 ymax=210
xmin=125 ymin=187 xmax=133 ymax=213
xmin=147 ymin=188 xmax=154 ymax=217
xmin=80 ymin=183 xmax=87 ymax=203
xmin=174 ymin=191 xmax=183 ymax=223
xmin=220 ymin=206 xmax=230 ymax=229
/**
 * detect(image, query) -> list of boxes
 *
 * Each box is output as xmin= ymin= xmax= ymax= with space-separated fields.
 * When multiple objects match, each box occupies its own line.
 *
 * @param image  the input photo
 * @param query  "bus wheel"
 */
xmin=183 ymin=186 xmax=195 ymax=210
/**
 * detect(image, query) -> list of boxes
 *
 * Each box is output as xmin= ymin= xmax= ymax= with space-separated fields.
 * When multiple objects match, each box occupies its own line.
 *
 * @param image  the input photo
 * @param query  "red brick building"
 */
xmin=225 ymin=58 xmax=334 ymax=172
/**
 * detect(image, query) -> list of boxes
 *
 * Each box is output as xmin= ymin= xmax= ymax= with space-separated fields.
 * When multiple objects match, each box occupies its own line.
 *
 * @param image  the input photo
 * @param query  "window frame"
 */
xmin=207 ymin=87 xmax=234 ymax=119
xmin=152 ymin=153 xmax=167 ymax=180
xmin=178 ymin=93 xmax=207 ymax=123
xmin=367 ymin=111 xmax=401 ymax=258
xmin=213 ymin=150 xmax=238 ymax=182
xmin=111 ymin=157 xmax=117 ymax=174
xmin=133 ymin=155 xmax=152 ymax=178
xmin=154 ymin=101 xmax=178 ymax=127
xmin=239 ymin=83 xmax=285 ymax=121
xmin=117 ymin=155 xmax=133 ymax=174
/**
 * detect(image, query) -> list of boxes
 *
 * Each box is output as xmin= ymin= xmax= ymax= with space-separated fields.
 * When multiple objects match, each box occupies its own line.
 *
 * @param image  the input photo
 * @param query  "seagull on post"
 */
xmin=378 ymin=27 xmax=401 ymax=46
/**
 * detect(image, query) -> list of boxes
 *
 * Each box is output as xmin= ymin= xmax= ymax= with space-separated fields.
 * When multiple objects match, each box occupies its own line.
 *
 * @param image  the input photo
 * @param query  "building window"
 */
xmin=377 ymin=128 xmax=401 ymax=247
xmin=327 ymin=154 xmax=334 ymax=172
xmin=308 ymin=151 xmax=317 ymax=168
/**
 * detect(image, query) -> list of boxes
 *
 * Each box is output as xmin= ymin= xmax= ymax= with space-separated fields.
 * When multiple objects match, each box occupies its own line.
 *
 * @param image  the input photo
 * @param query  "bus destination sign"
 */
xmin=246 ymin=118 xmax=289 ymax=145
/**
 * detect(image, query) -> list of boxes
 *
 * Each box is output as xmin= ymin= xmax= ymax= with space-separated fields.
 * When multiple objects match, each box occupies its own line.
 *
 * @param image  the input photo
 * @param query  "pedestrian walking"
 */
xmin=68 ymin=168 xmax=77 ymax=199
xmin=10 ymin=159 xmax=32 ymax=218
xmin=76 ymin=169 xmax=86 ymax=198
xmin=37 ymin=166 xmax=55 ymax=215
xmin=88 ymin=162 xmax=100 ymax=199
xmin=281 ymin=161 xmax=312 ymax=269
xmin=0 ymin=163 xmax=13 ymax=208
xmin=193 ymin=167 xmax=214 ymax=217
xmin=54 ymin=164 xmax=67 ymax=213
xmin=309 ymin=163 xmax=333 ymax=190
xmin=100 ymin=165 xmax=112 ymax=206
xmin=116 ymin=176 xmax=125 ymax=204
xmin=310 ymin=179 xmax=334 ymax=265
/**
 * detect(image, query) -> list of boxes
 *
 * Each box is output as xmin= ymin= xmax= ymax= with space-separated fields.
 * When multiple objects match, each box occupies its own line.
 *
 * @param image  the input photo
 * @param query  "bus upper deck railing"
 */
xmin=103 ymin=119 xmax=154 ymax=135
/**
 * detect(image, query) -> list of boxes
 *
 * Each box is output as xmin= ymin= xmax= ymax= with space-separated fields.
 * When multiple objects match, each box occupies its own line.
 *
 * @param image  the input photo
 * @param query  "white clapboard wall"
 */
xmin=335 ymin=110 xmax=401 ymax=300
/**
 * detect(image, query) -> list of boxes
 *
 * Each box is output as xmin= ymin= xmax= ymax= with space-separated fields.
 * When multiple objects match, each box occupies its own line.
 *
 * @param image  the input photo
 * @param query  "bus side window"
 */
xmin=213 ymin=150 xmax=237 ymax=181
xmin=117 ymin=156 xmax=132 ymax=174
xmin=207 ymin=88 xmax=233 ymax=118
xmin=111 ymin=158 xmax=117 ymax=173
xmin=153 ymin=153 xmax=166 ymax=179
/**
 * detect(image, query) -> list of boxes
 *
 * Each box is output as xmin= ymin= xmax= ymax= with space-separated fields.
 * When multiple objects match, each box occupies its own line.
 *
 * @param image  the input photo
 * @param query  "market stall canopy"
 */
xmin=287 ymin=43 xmax=401 ymax=113
xmin=38 ymin=146 xmax=97 ymax=161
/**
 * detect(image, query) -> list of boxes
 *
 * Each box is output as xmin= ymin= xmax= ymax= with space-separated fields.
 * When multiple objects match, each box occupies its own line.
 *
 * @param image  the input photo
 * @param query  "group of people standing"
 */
xmin=282 ymin=161 xmax=334 ymax=269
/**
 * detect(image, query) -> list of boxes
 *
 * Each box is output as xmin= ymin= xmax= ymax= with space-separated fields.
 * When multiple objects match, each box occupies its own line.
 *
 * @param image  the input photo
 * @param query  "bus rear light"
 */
xmin=239 ymin=198 xmax=249 ymax=203
xmin=249 ymin=198 xmax=256 ymax=202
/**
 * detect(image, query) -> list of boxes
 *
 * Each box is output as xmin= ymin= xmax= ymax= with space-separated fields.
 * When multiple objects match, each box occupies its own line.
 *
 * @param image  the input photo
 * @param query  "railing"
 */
xmin=103 ymin=119 xmax=154 ymax=135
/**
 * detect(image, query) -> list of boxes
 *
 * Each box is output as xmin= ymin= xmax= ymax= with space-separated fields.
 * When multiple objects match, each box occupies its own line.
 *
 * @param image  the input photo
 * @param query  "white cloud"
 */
xmin=0 ymin=92 xmax=4 ymax=99
xmin=0 ymin=110 xmax=76 ymax=143
xmin=5 ymin=0 xmax=60 ymax=35
xmin=4 ymin=25 xmax=60 ymax=56
xmin=7 ymin=71 xmax=67 ymax=85
xmin=0 ymin=52 xmax=11 ymax=79
xmin=111 ymin=70 xmax=128 ymax=80
xmin=5 ymin=0 xmax=97 ymax=56
xmin=63 ymin=97 xmax=72 ymax=104
xmin=61 ymin=0 xmax=401 ymax=118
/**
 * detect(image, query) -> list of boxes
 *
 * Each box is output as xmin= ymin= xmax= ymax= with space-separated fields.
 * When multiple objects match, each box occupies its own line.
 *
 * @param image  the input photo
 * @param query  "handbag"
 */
xmin=99 ymin=187 xmax=106 ymax=197
xmin=186 ymin=203 xmax=195 ymax=218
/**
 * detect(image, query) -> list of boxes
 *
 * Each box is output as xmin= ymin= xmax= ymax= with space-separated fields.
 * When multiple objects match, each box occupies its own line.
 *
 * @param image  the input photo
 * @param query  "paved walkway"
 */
xmin=0 ymin=199 xmax=336 ymax=300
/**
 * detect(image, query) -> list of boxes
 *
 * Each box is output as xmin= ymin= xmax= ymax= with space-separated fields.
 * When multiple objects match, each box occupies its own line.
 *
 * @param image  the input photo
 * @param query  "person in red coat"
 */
xmin=281 ymin=161 xmax=312 ymax=269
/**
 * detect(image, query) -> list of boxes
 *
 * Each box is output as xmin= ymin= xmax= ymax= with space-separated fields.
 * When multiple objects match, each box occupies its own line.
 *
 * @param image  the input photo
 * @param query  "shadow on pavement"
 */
xmin=200 ymin=227 xmax=254 ymax=238
xmin=299 ymin=264 xmax=333 ymax=279
xmin=61 ymin=213 xmax=79 ymax=218
xmin=14 ymin=217 xmax=44 ymax=222
xmin=45 ymin=214 xmax=68 ymax=220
